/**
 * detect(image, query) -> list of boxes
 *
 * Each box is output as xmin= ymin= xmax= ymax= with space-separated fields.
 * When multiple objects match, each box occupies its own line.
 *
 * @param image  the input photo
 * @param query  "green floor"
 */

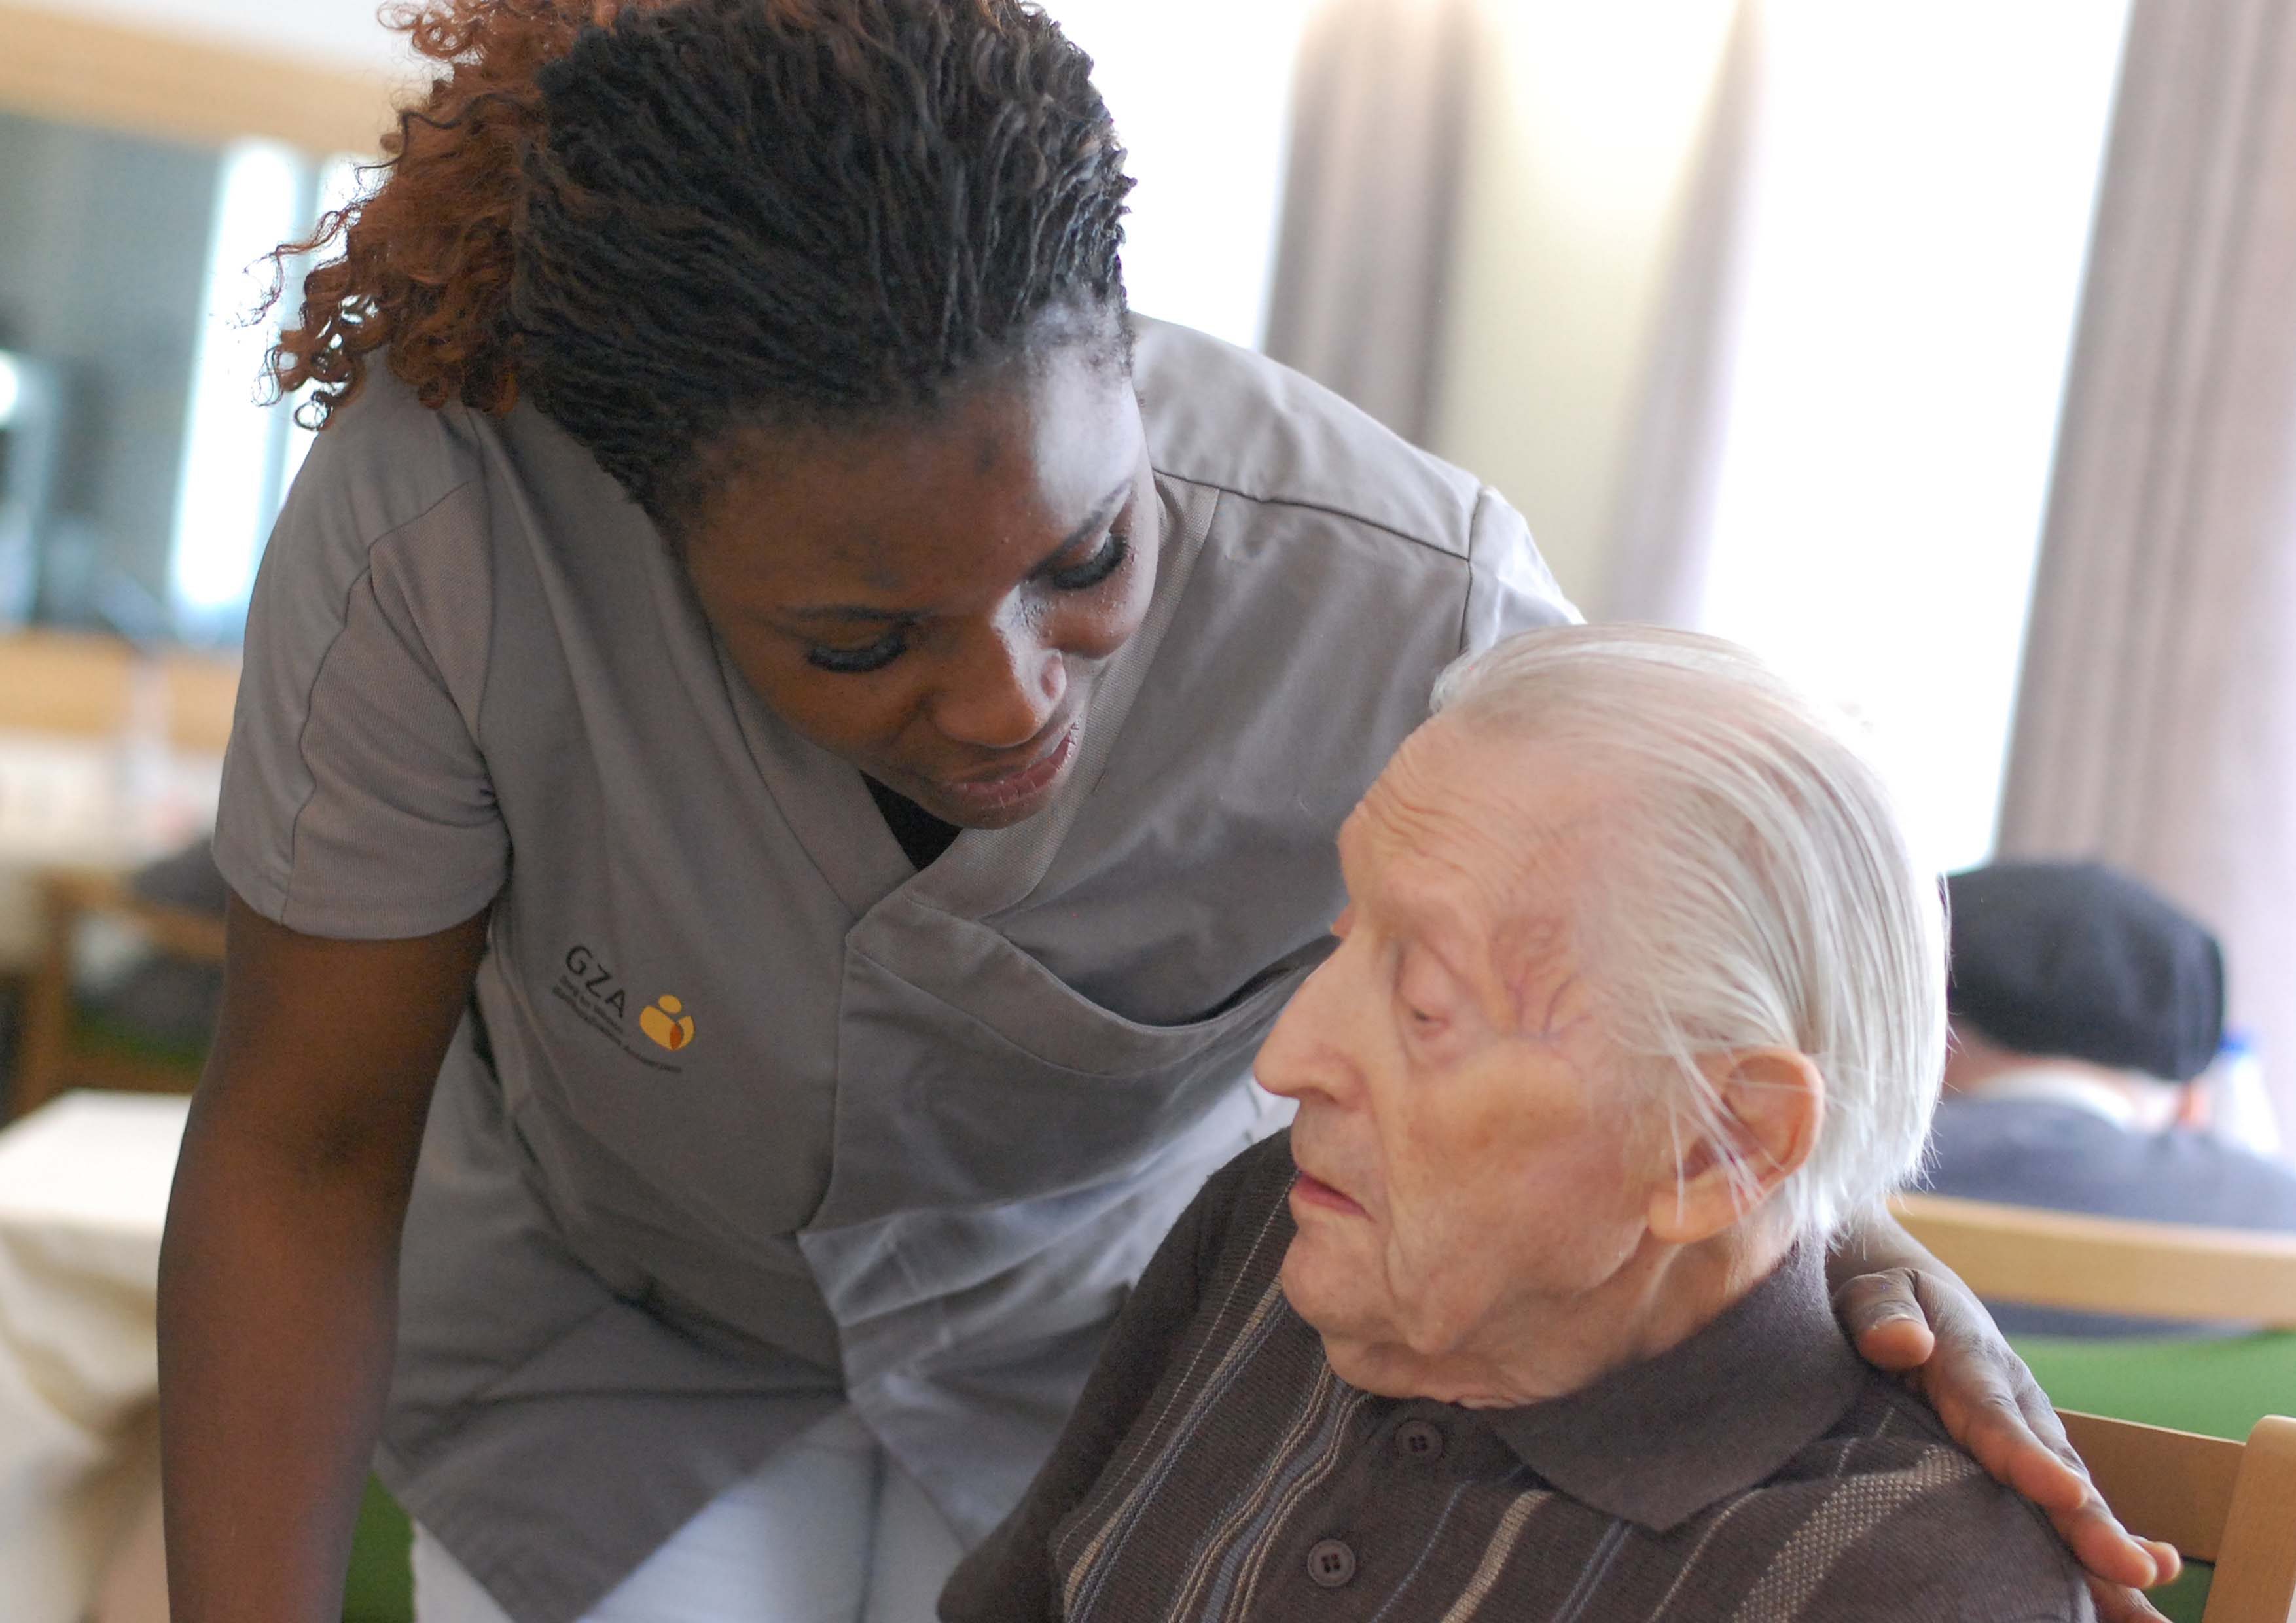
xmin=345 ymin=1476 xmax=414 ymax=1623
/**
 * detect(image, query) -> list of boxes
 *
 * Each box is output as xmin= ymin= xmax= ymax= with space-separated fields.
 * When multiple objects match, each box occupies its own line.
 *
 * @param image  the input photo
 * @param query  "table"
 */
xmin=0 ymin=1091 xmax=190 ymax=1623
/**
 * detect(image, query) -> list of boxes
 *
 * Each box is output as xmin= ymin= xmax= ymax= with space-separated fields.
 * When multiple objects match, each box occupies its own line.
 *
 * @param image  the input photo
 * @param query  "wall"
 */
xmin=1426 ymin=1 xmax=1738 ymax=610
xmin=1039 ymin=0 xmax=1313 ymax=352
xmin=0 ymin=112 xmax=216 ymax=619
xmin=16 ymin=0 xmax=1301 ymax=355
xmin=22 ymin=0 xmax=415 ymax=74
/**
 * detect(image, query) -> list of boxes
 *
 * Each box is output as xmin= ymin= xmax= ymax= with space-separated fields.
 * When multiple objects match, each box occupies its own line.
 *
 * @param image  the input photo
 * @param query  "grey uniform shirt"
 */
xmin=215 ymin=317 xmax=1571 ymax=1623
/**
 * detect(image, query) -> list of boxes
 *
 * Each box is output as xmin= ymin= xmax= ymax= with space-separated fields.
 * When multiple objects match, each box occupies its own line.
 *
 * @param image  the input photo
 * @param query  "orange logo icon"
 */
xmin=639 ymin=994 xmax=696 ymax=1052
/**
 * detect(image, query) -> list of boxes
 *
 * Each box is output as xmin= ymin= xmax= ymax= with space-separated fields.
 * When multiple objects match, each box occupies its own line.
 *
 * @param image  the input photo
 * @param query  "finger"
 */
xmin=1919 ymin=1344 xmax=2092 ymax=1514
xmin=1833 ymin=1270 xmax=1937 ymax=1371
xmin=1982 ymin=1382 xmax=2095 ymax=1516
xmin=1869 ymin=1273 xmax=2170 ymax=1599
xmin=1910 ymin=1285 xmax=2096 ymax=1515
xmin=2138 ymin=1538 xmax=2181 ymax=1585
xmin=2087 ymin=1575 xmax=2171 ymax=1623
xmin=2051 ymin=1493 xmax=2165 ymax=1590
xmin=1997 ymin=1371 xmax=2176 ymax=1588
xmin=1958 ymin=1380 xmax=2165 ymax=1586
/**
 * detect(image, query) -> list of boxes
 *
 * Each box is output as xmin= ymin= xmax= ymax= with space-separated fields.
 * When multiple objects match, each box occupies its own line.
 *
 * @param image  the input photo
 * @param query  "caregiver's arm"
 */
xmin=1828 ymin=1205 xmax=2177 ymax=1623
xmin=159 ymin=895 xmax=489 ymax=1623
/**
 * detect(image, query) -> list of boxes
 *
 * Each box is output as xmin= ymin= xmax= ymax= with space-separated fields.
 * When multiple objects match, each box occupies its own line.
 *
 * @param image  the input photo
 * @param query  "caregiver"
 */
xmin=154 ymin=2 xmax=2170 ymax=1621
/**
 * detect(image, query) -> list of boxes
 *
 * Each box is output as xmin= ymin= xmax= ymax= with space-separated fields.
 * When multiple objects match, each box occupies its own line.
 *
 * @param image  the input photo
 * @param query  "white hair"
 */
xmin=1430 ymin=624 xmax=1946 ymax=1240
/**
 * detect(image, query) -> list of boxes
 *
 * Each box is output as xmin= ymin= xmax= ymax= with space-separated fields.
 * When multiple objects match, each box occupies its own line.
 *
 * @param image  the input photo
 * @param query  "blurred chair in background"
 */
xmin=1892 ymin=1191 xmax=2296 ymax=1623
xmin=12 ymin=844 xmax=225 ymax=1117
xmin=0 ymin=629 xmax=234 ymax=1118
xmin=1923 ymin=859 xmax=2296 ymax=1336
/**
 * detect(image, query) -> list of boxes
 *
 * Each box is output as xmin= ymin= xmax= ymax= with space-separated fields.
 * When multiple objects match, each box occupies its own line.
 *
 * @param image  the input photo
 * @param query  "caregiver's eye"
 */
xmin=1045 ymin=529 xmax=1130 ymax=592
xmin=806 ymin=627 xmax=910 ymax=673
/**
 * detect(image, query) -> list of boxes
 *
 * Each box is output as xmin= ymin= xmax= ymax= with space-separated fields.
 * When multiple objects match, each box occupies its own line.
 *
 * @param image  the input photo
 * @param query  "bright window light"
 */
xmin=1694 ymin=0 xmax=2130 ymax=872
xmin=1039 ymin=0 xmax=1314 ymax=349
xmin=171 ymin=139 xmax=304 ymax=632
xmin=0 ymin=353 xmax=20 ymax=428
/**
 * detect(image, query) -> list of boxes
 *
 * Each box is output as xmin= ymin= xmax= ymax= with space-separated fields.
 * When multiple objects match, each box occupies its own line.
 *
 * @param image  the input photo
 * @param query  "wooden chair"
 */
xmin=0 ymin=630 xmax=134 ymax=738
xmin=1890 ymin=1192 xmax=2296 ymax=1328
xmin=1893 ymin=1194 xmax=2296 ymax=1620
xmin=2058 ymin=1410 xmax=2296 ymax=1623
xmin=0 ymin=630 xmax=240 ymax=751
xmin=0 ymin=632 xmax=238 ymax=1119
xmin=10 ymin=866 xmax=223 ymax=1120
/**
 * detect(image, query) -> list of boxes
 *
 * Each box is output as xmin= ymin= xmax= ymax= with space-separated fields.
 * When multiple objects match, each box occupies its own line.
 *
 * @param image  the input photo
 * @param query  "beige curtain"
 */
xmin=1260 ymin=0 xmax=1479 ymax=446
xmin=1596 ymin=0 xmax=1765 ymax=624
xmin=1999 ymin=0 xmax=2296 ymax=1126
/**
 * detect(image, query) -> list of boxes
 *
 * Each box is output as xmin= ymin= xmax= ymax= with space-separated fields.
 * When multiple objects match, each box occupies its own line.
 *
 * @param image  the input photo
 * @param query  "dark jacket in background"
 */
xmin=1922 ymin=1095 xmax=2296 ymax=1337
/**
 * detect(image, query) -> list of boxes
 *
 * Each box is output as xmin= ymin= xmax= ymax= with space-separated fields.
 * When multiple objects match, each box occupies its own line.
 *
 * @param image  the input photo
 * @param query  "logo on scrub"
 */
xmin=639 ymin=994 xmax=696 ymax=1051
xmin=555 ymin=944 xmax=693 ymax=1071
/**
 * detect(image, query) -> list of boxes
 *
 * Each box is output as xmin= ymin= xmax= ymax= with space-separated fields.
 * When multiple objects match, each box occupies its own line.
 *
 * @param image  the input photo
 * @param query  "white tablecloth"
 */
xmin=0 ymin=1092 xmax=189 ymax=1623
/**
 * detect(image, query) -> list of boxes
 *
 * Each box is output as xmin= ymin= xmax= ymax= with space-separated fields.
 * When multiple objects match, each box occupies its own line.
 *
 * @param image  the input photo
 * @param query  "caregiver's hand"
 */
xmin=1829 ymin=1209 xmax=2181 ymax=1623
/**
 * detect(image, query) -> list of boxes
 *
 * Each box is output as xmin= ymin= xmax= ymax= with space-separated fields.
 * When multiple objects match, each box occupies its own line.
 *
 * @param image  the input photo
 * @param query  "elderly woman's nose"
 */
xmin=1253 ymin=960 xmax=1354 ymax=1103
xmin=933 ymin=620 xmax=1066 ymax=749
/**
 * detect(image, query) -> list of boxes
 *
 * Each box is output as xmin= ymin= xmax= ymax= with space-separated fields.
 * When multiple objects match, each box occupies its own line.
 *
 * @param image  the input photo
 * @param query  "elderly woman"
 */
xmin=941 ymin=625 xmax=2109 ymax=1622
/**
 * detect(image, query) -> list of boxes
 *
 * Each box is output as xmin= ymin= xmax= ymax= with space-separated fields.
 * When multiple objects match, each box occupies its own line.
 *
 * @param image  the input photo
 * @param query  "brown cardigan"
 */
xmin=940 ymin=1132 xmax=2092 ymax=1622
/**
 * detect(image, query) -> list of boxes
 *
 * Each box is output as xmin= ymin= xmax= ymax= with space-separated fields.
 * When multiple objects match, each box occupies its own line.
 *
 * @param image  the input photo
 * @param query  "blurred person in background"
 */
xmin=1924 ymin=860 xmax=2296 ymax=1335
xmin=154 ymin=2 xmax=2168 ymax=1621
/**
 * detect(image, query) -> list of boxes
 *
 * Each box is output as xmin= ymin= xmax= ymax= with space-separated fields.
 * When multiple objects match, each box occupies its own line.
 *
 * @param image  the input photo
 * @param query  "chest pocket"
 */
xmin=809 ymin=891 xmax=1319 ymax=1232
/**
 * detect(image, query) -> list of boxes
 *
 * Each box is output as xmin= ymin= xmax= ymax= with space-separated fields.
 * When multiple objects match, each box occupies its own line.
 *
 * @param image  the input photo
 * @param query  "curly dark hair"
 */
xmin=266 ymin=0 xmax=1134 ymax=526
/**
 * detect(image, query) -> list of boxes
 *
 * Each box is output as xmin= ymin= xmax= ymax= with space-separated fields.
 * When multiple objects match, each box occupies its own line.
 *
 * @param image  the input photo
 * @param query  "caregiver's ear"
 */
xmin=1645 ymin=1049 xmax=1827 ymax=1245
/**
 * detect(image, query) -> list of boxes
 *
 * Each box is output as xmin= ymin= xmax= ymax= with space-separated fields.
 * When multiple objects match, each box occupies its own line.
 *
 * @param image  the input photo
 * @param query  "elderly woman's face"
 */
xmin=1255 ymin=718 xmax=1665 ymax=1400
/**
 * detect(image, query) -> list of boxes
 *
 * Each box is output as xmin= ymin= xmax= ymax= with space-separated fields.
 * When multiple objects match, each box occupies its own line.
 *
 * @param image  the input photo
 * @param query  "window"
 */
xmin=168 ymin=145 xmax=364 ymax=643
xmin=1695 ymin=0 xmax=2131 ymax=869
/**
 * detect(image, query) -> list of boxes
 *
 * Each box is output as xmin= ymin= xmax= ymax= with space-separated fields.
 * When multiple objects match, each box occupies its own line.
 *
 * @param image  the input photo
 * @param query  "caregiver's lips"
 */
xmin=936 ymin=723 xmax=1078 ymax=817
xmin=1291 ymin=1168 xmax=1367 ymax=1219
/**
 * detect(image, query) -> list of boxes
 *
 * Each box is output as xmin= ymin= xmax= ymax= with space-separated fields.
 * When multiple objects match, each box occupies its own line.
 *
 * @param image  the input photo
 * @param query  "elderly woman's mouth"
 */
xmin=1290 ymin=1168 xmax=1367 ymax=1218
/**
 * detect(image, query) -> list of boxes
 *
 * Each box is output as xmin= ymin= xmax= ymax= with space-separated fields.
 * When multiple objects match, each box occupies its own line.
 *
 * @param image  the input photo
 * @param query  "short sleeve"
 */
xmin=215 ymin=391 xmax=508 ymax=940
xmin=1461 ymin=484 xmax=1580 ymax=654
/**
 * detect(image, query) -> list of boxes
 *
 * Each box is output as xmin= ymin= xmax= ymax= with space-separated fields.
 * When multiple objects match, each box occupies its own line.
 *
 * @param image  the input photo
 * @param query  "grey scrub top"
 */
xmin=213 ymin=317 xmax=1571 ymax=1623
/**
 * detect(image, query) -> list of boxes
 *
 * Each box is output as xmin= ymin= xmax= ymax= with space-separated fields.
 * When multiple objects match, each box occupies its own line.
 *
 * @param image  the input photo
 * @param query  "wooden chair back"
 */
xmin=2060 ymin=1410 xmax=2296 ymax=1623
xmin=1890 ymin=1192 xmax=2296 ymax=1328
xmin=159 ymin=649 xmax=241 ymax=756
xmin=0 ymin=631 xmax=238 ymax=753
xmin=0 ymin=631 xmax=133 ymax=738
xmin=10 ymin=868 xmax=223 ymax=1120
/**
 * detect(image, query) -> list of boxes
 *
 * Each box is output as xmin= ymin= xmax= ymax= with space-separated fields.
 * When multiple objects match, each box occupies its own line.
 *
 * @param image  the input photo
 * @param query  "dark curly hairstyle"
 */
xmin=266 ymin=0 xmax=1134 ymax=527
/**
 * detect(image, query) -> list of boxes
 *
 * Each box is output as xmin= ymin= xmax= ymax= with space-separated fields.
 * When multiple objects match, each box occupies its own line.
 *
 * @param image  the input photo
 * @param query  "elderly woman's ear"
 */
xmin=1644 ymin=1051 xmax=1827 ymax=1246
